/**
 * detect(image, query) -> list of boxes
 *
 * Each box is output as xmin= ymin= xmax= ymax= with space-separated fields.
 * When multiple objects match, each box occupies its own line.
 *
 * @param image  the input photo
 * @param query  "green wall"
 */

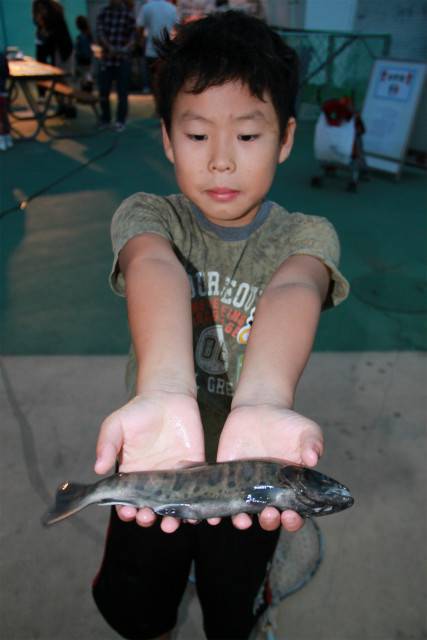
xmin=0 ymin=0 xmax=87 ymax=54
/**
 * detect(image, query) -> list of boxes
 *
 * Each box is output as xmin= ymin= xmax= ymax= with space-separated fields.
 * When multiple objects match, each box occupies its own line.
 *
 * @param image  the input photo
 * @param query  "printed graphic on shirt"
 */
xmin=195 ymin=325 xmax=228 ymax=375
xmin=188 ymin=270 xmax=261 ymax=311
xmin=236 ymin=306 xmax=255 ymax=345
xmin=190 ymin=270 xmax=261 ymax=398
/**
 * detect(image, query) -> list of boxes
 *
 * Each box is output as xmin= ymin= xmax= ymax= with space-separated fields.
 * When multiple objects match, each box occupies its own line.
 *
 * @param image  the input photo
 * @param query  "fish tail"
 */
xmin=41 ymin=481 xmax=91 ymax=526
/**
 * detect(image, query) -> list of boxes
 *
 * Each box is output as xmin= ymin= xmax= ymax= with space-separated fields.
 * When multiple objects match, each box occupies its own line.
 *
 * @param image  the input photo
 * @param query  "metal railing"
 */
xmin=274 ymin=28 xmax=391 ymax=113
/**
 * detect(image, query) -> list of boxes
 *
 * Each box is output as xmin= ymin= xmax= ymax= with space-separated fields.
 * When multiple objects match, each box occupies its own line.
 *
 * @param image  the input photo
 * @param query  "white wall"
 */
xmin=304 ymin=0 xmax=357 ymax=31
xmin=354 ymin=0 xmax=427 ymax=61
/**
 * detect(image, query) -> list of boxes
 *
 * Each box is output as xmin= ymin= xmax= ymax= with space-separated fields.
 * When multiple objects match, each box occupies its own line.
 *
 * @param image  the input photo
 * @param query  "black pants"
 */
xmin=93 ymin=509 xmax=280 ymax=639
xmin=98 ymin=60 xmax=131 ymax=125
xmin=145 ymin=56 xmax=158 ymax=92
xmin=36 ymin=42 xmax=55 ymax=97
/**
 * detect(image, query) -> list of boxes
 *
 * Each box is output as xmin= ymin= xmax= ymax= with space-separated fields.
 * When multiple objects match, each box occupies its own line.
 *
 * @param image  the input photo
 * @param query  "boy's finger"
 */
xmin=281 ymin=510 xmax=304 ymax=532
xmin=258 ymin=506 xmax=281 ymax=531
xmin=136 ymin=507 xmax=157 ymax=527
xmin=95 ymin=442 xmax=119 ymax=474
xmin=207 ymin=517 xmax=221 ymax=526
xmin=301 ymin=447 xmax=319 ymax=467
xmin=95 ymin=414 xmax=123 ymax=474
xmin=116 ymin=505 xmax=137 ymax=521
xmin=301 ymin=433 xmax=324 ymax=467
xmin=160 ymin=516 xmax=181 ymax=533
xmin=231 ymin=513 xmax=252 ymax=530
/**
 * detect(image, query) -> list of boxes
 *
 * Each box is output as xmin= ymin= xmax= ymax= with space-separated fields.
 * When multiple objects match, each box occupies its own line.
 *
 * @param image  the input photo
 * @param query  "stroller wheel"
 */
xmin=311 ymin=176 xmax=323 ymax=188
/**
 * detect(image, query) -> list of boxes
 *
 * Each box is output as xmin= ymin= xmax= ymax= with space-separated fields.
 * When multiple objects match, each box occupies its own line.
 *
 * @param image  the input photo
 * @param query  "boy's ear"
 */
xmin=278 ymin=117 xmax=297 ymax=164
xmin=161 ymin=120 xmax=175 ymax=164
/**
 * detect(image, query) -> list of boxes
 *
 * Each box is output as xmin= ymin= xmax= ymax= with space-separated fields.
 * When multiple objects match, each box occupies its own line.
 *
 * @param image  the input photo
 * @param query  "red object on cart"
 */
xmin=312 ymin=96 xmax=367 ymax=192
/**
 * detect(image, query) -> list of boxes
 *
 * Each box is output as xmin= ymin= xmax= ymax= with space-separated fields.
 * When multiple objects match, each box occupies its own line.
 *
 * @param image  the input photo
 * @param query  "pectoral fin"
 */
xmin=155 ymin=503 xmax=200 ymax=519
xmin=245 ymin=488 xmax=271 ymax=506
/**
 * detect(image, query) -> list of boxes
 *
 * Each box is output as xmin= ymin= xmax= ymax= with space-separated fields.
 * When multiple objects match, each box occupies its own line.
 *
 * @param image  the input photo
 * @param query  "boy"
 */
xmin=92 ymin=11 xmax=349 ymax=640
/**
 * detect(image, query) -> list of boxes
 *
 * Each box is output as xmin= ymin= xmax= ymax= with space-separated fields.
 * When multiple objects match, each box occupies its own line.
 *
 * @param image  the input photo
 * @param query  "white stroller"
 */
xmin=311 ymin=96 xmax=367 ymax=192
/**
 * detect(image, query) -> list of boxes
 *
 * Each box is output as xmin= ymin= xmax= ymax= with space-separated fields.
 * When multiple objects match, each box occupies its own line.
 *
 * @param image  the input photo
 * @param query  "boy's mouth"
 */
xmin=206 ymin=188 xmax=240 ymax=202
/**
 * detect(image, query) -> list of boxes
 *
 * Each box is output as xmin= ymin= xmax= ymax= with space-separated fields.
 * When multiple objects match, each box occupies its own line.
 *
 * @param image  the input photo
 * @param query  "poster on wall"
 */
xmin=361 ymin=59 xmax=426 ymax=175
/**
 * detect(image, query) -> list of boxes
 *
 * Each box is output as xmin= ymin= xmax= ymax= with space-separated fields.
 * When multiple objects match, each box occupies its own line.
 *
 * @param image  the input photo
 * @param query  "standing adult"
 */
xmin=32 ymin=0 xmax=73 ymax=109
xmin=32 ymin=0 xmax=73 ymax=69
xmin=136 ymin=0 xmax=177 ymax=91
xmin=96 ymin=0 xmax=136 ymax=132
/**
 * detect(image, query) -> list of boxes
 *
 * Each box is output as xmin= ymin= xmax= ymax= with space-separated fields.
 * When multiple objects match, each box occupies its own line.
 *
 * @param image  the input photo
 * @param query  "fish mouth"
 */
xmin=281 ymin=466 xmax=354 ymax=514
xmin=297 ymin=485 xmax=354 ymax=514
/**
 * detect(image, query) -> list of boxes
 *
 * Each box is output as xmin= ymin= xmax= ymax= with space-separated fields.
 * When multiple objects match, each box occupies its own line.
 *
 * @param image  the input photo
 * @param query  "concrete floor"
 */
xmin=1 ymin=352 xmax=426 ymax=640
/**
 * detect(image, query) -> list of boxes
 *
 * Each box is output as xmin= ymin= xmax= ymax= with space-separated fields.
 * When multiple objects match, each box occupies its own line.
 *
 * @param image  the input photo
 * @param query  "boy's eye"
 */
xmin=238 ymin=134 xmax=260 ymax=142
xmin=187 ymin=134 xmax=207 ymax=141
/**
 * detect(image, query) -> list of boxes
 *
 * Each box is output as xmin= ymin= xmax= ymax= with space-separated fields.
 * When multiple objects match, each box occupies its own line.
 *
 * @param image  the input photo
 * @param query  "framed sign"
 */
xmin=361 ymin=59 xmax=426 ymax=176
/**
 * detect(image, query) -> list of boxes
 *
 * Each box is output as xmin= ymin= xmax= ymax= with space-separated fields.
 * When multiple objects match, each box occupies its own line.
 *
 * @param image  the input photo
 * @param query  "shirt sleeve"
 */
xmin=109 ymin=192 xmax=174 ymax=296
xmin=286 ymin=213 xmax=350 ymax=307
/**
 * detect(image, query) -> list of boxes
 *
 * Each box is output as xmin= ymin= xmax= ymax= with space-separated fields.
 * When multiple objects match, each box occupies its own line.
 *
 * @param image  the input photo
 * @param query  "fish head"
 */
xmin=279 ymin=466 xmax=354 ymax=515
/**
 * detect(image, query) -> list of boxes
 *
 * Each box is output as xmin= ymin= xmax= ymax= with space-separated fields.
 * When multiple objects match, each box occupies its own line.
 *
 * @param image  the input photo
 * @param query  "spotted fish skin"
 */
xmin=42 ymin=459 xmax=354 ymax=526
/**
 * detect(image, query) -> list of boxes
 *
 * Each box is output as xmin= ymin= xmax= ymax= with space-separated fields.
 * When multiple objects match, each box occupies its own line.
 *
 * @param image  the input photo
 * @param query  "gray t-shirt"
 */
xmin=110 ymin=192 xmax=349 ymax=460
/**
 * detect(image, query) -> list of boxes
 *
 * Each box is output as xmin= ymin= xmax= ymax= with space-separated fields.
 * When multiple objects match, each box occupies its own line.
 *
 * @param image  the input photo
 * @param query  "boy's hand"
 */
xmin=95 ymin=391 xmax=205 ymax=533
xmin=216 ymin=404 xmax=323 ymax=533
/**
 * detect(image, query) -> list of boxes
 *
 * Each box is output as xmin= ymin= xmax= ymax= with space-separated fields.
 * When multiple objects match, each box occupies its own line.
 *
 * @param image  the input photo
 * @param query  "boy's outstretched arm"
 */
xmin=95 ymin=233 xmax=205 ymax=533
xmin=217 ymin=254 xmax=330 ymax=533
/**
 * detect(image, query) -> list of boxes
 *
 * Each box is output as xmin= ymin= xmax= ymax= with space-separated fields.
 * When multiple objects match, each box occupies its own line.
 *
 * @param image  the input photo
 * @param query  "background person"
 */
xmin=32 ymin=0 xmax=73 ymax=107
xmin=96 ymin=0 xmax=136 ymax=132
xmin=75 ymin=15 xmax=94 ymax=90
xmin=136 ymin=0 xmax=177 ymax=92
xmin=32 ymin=0 xmax=73 ymax=70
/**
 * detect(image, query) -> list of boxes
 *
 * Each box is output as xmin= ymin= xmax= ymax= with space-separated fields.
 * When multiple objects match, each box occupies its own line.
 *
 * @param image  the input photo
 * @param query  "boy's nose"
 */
xmin=208 ymin=145 xmax=236 ymax=173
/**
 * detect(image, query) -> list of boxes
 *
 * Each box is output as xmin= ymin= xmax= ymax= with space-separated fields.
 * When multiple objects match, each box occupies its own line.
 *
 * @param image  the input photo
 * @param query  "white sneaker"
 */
xmin=114 ymin=122 xmax=125 ymax=133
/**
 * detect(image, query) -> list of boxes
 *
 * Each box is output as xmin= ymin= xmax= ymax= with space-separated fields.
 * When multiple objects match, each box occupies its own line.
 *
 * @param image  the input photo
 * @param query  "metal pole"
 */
xmin=0 ymin=0 xmax=8 ymax=50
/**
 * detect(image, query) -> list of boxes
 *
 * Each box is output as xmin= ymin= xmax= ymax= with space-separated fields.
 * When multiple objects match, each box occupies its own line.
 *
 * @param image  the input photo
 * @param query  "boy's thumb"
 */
xmin=95 ymin=414 xmax=123 ymax=474
xmin=301 ymin=432 xmax=324 ymax=468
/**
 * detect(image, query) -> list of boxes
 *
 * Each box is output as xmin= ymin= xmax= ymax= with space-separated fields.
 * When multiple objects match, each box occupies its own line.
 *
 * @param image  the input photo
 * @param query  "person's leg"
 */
xmin=36 ymin=43 xmax=50 ymax=97
xmin=195 ymin=518 xmax=280 ymax=640
xmin=145 ymin=56 xmax=158 ymax=93
xmin=93 ymin=509 xmax=194 ymax=639
xmin=141 ymin=55 xmax=151 ymax=93
xmin=98 ymin=62 xmax=113 ymax=125
xmin=116 ymin=59 xmax=131 ymax=126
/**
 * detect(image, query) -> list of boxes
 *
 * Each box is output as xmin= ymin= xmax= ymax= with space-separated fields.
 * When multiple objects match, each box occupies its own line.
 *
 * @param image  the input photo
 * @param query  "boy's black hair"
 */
xmin=153 ymin=11 xmax=299 ymax=139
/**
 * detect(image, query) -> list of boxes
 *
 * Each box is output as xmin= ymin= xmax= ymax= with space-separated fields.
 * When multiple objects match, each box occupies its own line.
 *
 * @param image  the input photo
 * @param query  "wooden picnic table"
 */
xmin=7 ymin=56 xmax=66 ymax=139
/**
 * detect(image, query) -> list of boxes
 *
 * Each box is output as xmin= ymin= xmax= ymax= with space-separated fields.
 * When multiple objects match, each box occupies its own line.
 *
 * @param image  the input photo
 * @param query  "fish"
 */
xmin=42 ymin=459 xmax=354 ymax=526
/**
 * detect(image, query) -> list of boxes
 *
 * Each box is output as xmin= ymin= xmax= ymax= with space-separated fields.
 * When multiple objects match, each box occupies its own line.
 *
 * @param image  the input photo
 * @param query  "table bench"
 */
xmin=37 ymin=80 xmax=100 ymax=120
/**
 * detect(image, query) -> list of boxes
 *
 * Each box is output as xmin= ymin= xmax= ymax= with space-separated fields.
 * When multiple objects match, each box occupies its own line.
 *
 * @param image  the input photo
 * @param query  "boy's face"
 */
xmin=162 ymin=82 xmax=295 ymax=227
